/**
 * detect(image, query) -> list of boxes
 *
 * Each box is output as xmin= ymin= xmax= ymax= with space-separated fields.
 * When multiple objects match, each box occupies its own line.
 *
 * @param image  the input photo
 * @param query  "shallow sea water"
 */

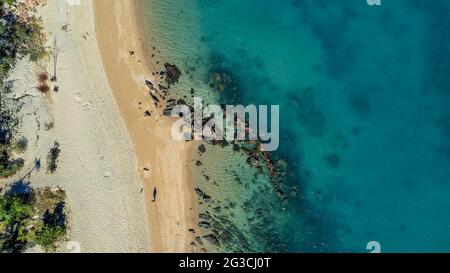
xmin=138 ymin=0 xmax=450 ymax=252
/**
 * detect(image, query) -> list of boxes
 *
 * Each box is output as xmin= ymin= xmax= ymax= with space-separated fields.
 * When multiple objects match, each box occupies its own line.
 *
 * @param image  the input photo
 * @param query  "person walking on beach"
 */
xmin=152 ymin=187 xmax=157 ymax=202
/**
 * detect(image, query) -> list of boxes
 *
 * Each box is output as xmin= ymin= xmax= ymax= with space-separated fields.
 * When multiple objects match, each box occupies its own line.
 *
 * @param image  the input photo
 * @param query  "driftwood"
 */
xmin=51 ymin=36 xmax=62 ymax=82
xmin=12 ymin=92 xmax=37 ymax=101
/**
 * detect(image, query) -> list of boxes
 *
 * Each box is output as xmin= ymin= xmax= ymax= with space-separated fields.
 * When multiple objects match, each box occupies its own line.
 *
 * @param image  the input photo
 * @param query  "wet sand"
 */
xmin=93 ymin=0 xmax=198 ymax=252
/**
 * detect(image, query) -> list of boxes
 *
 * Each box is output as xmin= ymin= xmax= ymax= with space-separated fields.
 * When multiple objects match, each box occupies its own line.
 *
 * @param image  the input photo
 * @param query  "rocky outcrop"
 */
xmin=164 ymin=63 xmax=182 ymax=85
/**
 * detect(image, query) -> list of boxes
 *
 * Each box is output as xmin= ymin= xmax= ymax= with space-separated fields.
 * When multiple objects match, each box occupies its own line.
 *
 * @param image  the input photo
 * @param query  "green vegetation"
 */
xmin=46 ymin=141 xmax=60 ymax=173
xmin=34 ymin=225 xmax=65 ymax=252
xmin=0 ymin=193 xmax=34 ymax=251
xmin=0 ymin=195 xmax=33 ymax=228
xmin=0 ymin=99 xmax=25 ymax=178
xmin=14 ymin=137 xmax=28 ymax=153
xmin=0 ymin=185 xmax=67 ymax=252
xmin=1 ymin=0 xmax=48 ymax=79
xmin=0 ymin=103 xmax=25 ymax=178
xmin=0 ymin=0 xmax=14 ymax=6
xmin=0 ymin=152 xmax=24 ymax=178
xmin=0 ymin=1 xmax=68 ymax=253
xmin=0 ymin=0 xmax=47 ymax=178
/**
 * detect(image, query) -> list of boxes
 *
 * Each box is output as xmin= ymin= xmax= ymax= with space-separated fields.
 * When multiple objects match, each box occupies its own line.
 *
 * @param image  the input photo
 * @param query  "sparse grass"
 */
xmin=0 ymin=158 xmax=24 ymax=178
xmin=35 ymin=186 xmax=66 ymax=214
xmin=31 ymin=187 xmax=67 ymax=252
xmin=14 ymin=137 xmax=28 ymax=153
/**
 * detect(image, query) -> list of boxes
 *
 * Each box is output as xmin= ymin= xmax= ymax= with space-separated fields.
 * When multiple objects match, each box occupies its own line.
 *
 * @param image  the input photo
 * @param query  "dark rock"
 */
xmin=158 ymin=84 xmax=168 ymax=91
xmin=144 ymin=111 xmax=151 ymax=117
xmin=233 ymin=144 xmax=241 ymax=152
xmin=202 ymin=193 xmax=212 ymax=202
xmin=198 ymin=221 xmax=212 ymax=229
xmin=276 ymin=189 xmax=286 ymax=200
xmin=203 ymin=234 xmax=220 ymax=246
xmin=164 ymin=63 xmax=182 ymax=85
xmin=324 ymin=153 xmax=341 ymax=168
xmin=163 ymin=108 xmax=173 ymax=116
xmin=195 ymin=236 xmax=203 ymax=245
xmin=149 ymin=91 xmax=160 ymax=104
xmin=145 ymin=80 xmax=155 ymax=89
xmin=199 ymin=212 xmax=210 ymax=220
xmin=248 ymin=155 xmax=260 ymax=167
xmin=290 ymin=186 xmax=298 ymax=198
xmin=198 ymin=144 xmax=206 ymax=153
xmin=209 ymin=71 xmax=234 ymax=93
xmin=195 ymin=188 xmax=204 ymax=197
xmin=241 ymin=142 xmax=257 ymax=152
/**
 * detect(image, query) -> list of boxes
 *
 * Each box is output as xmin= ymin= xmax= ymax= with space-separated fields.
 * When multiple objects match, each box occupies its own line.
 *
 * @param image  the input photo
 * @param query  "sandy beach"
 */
xmin=0 ymin=0 xmax=197 ymax=253
xmin=31 ymin=0 xmax=152 ymax=252
xmin=2 ymin=0 xmax=152 ymax=252
xmin=92 ymin=0 xmax=198 ymax=252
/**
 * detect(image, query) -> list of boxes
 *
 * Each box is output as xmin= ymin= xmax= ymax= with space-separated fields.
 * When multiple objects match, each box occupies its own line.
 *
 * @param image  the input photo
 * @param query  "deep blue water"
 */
xmin=142 ymin=0 xmax=450 ymax=252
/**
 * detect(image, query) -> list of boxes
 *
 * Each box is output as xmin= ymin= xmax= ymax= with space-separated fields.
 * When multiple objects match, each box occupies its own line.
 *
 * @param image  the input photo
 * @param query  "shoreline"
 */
xmin=93 ymin=0 xmax=198 ymax=252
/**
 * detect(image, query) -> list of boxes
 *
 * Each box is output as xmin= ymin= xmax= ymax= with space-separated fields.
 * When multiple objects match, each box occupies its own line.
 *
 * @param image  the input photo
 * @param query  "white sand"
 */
xmin=2 ymin=0 xmax=150 ymax=252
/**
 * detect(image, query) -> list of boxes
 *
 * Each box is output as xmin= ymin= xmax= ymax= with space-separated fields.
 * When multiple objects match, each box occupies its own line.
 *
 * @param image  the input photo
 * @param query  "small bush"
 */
xmin=0 ymin=194 xmax=33 ymax=252
xmin=0 ymin=185 xmax=68 ymax=253
xmin=0 ymin=195 xmax=33 ymax=227
xmin=46 ymin=141 xmax=60 ymax=173
xmin=14 ymin=137 xmax=28 ymax=153
xmin=34 ymin=225 xmax=65 ymax=252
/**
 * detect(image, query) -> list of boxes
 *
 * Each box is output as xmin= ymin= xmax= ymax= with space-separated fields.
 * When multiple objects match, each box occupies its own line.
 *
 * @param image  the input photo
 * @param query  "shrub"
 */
xmin=0 ymin=185 xmax=68 ymax=253
xmin=14 ymin=137 xmax=28 ymax=153
xmin=0 ymin=195 xmax=33 ymax=228
xmin=34 ymin=225 xmax=65 ymax=252
xmin=0 ymin=150 xmax=24 ymax=178
xmin=0 ymin=1 xmax=48 ymax=79
xmin=46 ymin=141 xmax=60 ymax=173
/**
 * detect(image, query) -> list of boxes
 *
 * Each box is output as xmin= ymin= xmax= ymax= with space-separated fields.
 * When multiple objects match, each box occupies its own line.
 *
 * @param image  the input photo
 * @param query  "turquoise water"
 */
xmin=140 ymin=0 xmax=450 ymax=252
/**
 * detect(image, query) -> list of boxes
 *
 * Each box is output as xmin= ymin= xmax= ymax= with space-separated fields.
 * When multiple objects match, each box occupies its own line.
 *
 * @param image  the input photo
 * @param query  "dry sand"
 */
xmin=3 ymin=0 xmax=151 ymax=252
xmin=93 ymin=0 xmax=198 ymax=253
xmin=2 ymin=0 xmax=197 ymax=253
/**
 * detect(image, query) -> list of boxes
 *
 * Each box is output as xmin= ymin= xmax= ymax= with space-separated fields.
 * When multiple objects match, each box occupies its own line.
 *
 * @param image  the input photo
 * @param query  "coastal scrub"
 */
xmin=0 ymin=184 xmax=67 ymax=252
xmin=46 ymin=141 xmax=60 ymax=173
xmin=0 ymin=0 xmax=48 ymax=78
xmin=0 ymin=0 xmax=48 ymax=178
